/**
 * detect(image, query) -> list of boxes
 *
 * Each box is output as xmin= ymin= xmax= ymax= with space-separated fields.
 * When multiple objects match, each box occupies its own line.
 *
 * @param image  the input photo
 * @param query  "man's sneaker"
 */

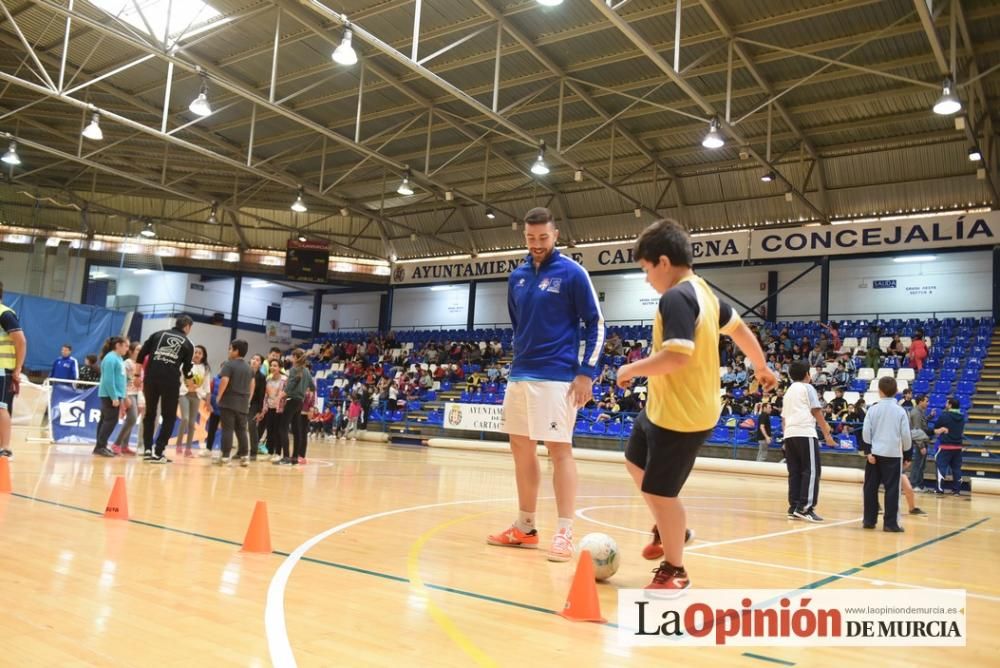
xmin=909 ymin=507 xmax=928 ymax=515
xmin=642 ymin=526 xmax=695 ymax=560
xmin=546 ymin=528 xmax=574 ymax=562
xmin=0 ymin=449 xmax=12 ymax=459
xmin=214 ymin=456 xmax=230 ymax=467
xmin=645 ymin=561 xmax=690 ymax=597
xmin=142 ymin=450 xmax=153 ymax=460
xmin=787 ymin=505 xmax=796 ymax=519
xmin=486 ymin=525 xmax=539 ymax=549
xmin=240 ymin=456 xmax=250 ymax=467
xmin=148 ymin=454 xmax=171 ymax=464
xmin=793 ymin=508 xmax=824 ymax=522
xmin=93 ymin=447 xmax=116 ymax=457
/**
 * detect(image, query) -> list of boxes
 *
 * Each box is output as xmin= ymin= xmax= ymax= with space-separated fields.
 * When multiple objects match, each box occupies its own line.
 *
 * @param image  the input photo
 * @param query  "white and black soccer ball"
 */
xmin=580 ymin=532 xmax=621 ymax=581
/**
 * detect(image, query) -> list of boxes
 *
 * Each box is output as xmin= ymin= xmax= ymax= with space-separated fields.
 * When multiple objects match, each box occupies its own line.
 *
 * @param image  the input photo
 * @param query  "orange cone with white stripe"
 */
xmin=559 ymin=550 xmax=606 ymax=623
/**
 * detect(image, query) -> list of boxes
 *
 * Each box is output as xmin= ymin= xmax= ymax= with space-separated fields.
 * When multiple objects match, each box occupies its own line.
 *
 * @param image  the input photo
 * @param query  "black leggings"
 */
xmin=142 ymin=375 xmax=180 ymax=456
xmin=284 ymin=399 xmax=304 ymax=459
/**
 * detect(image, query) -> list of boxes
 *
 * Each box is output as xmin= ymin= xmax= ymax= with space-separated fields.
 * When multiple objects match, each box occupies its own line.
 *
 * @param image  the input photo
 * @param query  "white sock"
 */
xmin=557 ymin=518 xmax=573 ymax=533
xmin=515 ymin=511 xmax=535 ymax=533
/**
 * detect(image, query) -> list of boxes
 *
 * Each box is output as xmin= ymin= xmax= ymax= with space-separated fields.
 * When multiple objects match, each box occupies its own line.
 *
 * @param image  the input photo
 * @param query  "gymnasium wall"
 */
xmin=0 ymin=246 xmax=87 ymax=304
xmin=828 ymin=250 xmax=993 ymax=319
xmin=322 ymin=292 xmax=381 ymax=331
xmin=421 ymin=252 xmax=988 ymax=329
xmin=391 ymin=284 xmax=471 ymax=330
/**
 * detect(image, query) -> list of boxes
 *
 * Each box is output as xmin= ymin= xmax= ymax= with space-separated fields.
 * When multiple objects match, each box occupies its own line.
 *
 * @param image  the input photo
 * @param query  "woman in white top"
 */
xmin=177 ymin=344 xmax=211 ymax=458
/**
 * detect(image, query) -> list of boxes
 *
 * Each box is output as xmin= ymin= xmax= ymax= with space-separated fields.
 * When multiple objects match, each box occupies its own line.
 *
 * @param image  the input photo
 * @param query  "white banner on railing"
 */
xmin=391 ymin=231 xmax=750 ymax=285
xmin=750 ymin=211 xmax=998 ymax=260
xmin=443 ymin=402 xmax=505 ymax=433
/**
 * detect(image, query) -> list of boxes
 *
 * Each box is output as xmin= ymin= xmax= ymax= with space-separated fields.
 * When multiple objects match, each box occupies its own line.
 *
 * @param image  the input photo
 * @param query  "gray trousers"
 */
xmin=220 ymin=407 xmax=250 ymax=459
xmin=177 ymin=393 xmax=201 ymax=448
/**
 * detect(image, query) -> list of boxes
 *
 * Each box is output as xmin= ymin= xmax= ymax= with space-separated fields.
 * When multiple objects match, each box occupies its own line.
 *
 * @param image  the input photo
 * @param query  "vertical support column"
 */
xmin=230 ymin=272 xmax=242 ymax=341
xmin=766 ymin=271 xmax=778 ymax=323
xmin=819 ymin=257 xmax=830 ymax=323
xmin=379 ymin=287 xmax=394 ymax=333
xmin=467 ymin=281 xmax=477 ymax=331
xmin=993 ymin=246 xmax=1000 ymax=321
xmin=312 ymin=291 xmax=323 ymax=339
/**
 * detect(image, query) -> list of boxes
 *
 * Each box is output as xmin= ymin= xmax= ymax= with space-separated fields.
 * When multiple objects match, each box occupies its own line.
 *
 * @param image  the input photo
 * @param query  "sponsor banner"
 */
xmin=751 ymin=212 xmax=998 ymax=260
xmin=617 ymin=589 xmax=966 ymax=647
xmin=49 ymin=382 xmax=137 ymax=445
xmin=444 ymin=402 xmax=505 ymax=433
xmin=391 ymin=231 xmax=750 ymax=285
xmin=265 ymin=320 xmax=292 ymax=345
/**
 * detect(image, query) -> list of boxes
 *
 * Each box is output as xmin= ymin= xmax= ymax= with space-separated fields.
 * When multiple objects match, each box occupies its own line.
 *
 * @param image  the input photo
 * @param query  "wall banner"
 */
xmin=750 ymin=212 xmax=998 ymax=261
xmin=391 ymin=230 xmax=750 ymax=285
xmin=443 ymin=402 xmax=505 ymax=433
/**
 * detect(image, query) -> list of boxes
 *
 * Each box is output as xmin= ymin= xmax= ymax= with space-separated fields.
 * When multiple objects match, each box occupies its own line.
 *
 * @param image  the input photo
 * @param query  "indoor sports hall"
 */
xmin=1 ymin=1 xmax=999 ymax=667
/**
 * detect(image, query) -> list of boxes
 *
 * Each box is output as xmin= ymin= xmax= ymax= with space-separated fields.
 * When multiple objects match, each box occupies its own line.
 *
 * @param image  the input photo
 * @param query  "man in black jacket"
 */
xmin=138 ymin=315 xmax=194 ymax=463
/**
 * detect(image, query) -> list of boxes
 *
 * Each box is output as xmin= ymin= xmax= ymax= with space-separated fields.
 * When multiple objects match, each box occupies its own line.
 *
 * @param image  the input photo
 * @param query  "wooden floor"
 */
xmin=2 ymin=427 xmax=999 ymax=667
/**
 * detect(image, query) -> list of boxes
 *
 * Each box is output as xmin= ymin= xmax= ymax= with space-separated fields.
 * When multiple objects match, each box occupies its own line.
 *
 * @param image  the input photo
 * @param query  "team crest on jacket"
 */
xmin=448 ymin=404 xmax=463 ymax=426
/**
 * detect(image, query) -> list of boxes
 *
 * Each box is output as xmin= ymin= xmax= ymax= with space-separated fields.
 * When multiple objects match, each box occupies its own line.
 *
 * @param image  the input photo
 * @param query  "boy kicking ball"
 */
xmin=616 ymin=220 xmax=777 ymax=594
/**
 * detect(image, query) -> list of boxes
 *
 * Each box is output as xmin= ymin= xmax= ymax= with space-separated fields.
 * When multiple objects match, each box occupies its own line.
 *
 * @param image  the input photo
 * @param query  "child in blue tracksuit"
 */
xmin=204 ymin=374 xmax=222 ymax=455
xmin=95 ymin=337 xmax=129 ymax=457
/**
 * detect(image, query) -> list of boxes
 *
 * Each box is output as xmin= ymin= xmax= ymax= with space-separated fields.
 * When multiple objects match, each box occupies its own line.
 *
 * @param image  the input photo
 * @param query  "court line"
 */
xmin=8 ymin=491 xmax=793 ymax=666
xmin=575 ymin=504 xmax=860 ymax=548
xmin=407 ymin=511 xmax=500 ymax=667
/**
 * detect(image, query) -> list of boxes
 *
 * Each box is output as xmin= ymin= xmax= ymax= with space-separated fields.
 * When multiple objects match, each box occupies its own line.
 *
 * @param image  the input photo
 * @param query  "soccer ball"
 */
xmin=580 ymin=532 xmax=620 ymax=581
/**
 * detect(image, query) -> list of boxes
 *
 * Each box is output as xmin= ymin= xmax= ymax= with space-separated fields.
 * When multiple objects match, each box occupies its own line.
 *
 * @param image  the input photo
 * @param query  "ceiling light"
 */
xmin=1 ymin=141 xmax=21 ymax=166
xmin=511 ymin=221 xmax=518 ymax=231
xmin=932 ymin=78 xmax=961 ymax=115
xmin=444 ymin=190 xmax=454 ymax=201
xmin=537 ymin=0 xmax=563 ymax=6
xmin=760 ymin=171 xmax=775 ymax=182
xmin=82 ymin=113 xmax=103 ymax=141
xmin=297 ymin=234 xmax=307 ymax=243
xmin=410 ymin=233 xmax=417 ymax=242
xmin=248 ymin=279 xmax=270 ymax=288
xmin=332 ymin=25 xmax=358 ymax=66
xmin=291 ymin=187 xmax=307 ymax=213
xmin=968 ymin=147 xmax=982 ymax=162
xmin=189 ymin=74 xmax=212 ymax=117
xmin=389 ymin=252 xmax=398 ymax=262
xmin=530 ymin=141 xmax=549 ymax=175
xmin=397 ymin=168 xmax=414 ymax=196
xmin=893 ymin=255 xmax=936 ymax=264
xmin=485 ymin=208 xmax=496 ymax=219
xmin=574 ymin=169 xmax=583 ymax=182
xmin=140 ymin=221 xmax=156 ymax=238
xmin=208 ymin=201 xmax=218 ymax=224
xmin=702 ymin=118 xmax=724 ymax=149
xmin=340 ymin=207 xmax=349 ymax=217
xmin=634 ymin=208 xmax=642 ymax=218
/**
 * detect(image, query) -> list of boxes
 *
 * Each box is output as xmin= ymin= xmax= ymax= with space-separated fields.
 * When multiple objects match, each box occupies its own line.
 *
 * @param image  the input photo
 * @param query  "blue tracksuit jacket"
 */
xmin=507 ymin=249 xmax=605 ymax=382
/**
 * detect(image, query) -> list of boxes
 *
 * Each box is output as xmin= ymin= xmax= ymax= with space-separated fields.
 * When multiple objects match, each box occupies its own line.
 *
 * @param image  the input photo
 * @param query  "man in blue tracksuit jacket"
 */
xmin=487 ymin=206 xmax=605 ymax=563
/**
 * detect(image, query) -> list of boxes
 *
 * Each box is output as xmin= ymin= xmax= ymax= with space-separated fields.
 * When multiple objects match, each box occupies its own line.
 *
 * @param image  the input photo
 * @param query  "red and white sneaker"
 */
xmin=645 ymin=561 xmax=690 ymax=597
xmin=297 ymin=457 xmax=307 ymax=465
xmin=486 ymin=525 xmax=539 ymax=549
xmin=642 ymin=526 xmax=695 ymax=561
xmin=546 ymin=528 xmax=574 ymax=562
xmin=120 ymin=447 xmax=136 ymax=456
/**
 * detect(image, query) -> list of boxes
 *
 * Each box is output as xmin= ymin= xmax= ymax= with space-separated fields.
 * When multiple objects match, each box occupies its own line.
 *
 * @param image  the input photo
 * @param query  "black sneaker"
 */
xmin=793 ymin=508 xmax=824 ymax=522
xmin=909 ymin=507 xmax=928 ymax=515
xmin=142 ymin=450 xmax=153 ymax=460
xmin=0 ymin=448 xmax=13 ymax=459
xmin=787 ymin=505 xmax=796 ymax=519
xmin=949 ymin=491 xmax=961 ymax=497
xmin=148 ymin=454 xmax=171 ymax=464
xmin=92 ymin=447 xmax=116 ymax=457
xmin=289 ymin=458 xmax=299 ymax=465
xmin=884 ymin=525 xmax=905 ymax=533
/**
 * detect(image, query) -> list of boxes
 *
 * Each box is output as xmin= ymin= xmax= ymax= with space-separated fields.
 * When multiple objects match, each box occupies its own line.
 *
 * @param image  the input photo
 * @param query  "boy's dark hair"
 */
xmin=946 ymin=397 xmax=960 ymax=410
xmin=902 ymin=388 xmax=912 ymax=396
xmin=877 ymin=376 xmax=897 ymax=397
xmin=269 ymin=346 xmax=281 ymax=354
xmin=788 ymin=361 xmax=810 ymax=382
xmin=230 ymin=339 xmax=249 ymax=358
xmin=523 ymin=206 xmax=554 ymax=225
xmin=175 ymin=314 xmax=194 ymax=330
xmin=835 ymin=387 xmax=844 ymax=394
xmin=63 ymin=343 xmax=73 ymax=351
xmin=634 ymin=219 xmax=693 ymax=267
xmin=915 ymin=393 xmax=928 ymax=404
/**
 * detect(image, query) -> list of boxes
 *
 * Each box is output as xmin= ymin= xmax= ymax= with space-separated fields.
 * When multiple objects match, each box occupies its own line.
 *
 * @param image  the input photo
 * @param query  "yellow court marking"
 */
xmin=406 ymin=511 xmax=501 ymax=668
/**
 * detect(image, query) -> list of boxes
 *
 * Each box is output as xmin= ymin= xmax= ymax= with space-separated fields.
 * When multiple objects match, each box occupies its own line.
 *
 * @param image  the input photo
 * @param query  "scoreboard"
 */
xmin=285 ymin=239 xmax=329 ymax=283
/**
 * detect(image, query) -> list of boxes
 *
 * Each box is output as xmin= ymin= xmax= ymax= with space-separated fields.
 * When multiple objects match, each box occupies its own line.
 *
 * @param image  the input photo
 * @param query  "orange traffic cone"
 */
xmin=558 ymin=550 xmax=606 ymax=623
xmin=104 ymin=476 xmax=129 ymax=519
xmin=0 ymin=456 xmax=10 ymax=493
xmin=242 ymin=500 xmax=272 ymax=553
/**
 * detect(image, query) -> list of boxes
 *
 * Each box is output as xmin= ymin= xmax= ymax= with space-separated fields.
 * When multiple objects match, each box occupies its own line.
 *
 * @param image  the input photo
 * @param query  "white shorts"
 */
xmin=501 ymin=380 xmax=577 ymax=444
